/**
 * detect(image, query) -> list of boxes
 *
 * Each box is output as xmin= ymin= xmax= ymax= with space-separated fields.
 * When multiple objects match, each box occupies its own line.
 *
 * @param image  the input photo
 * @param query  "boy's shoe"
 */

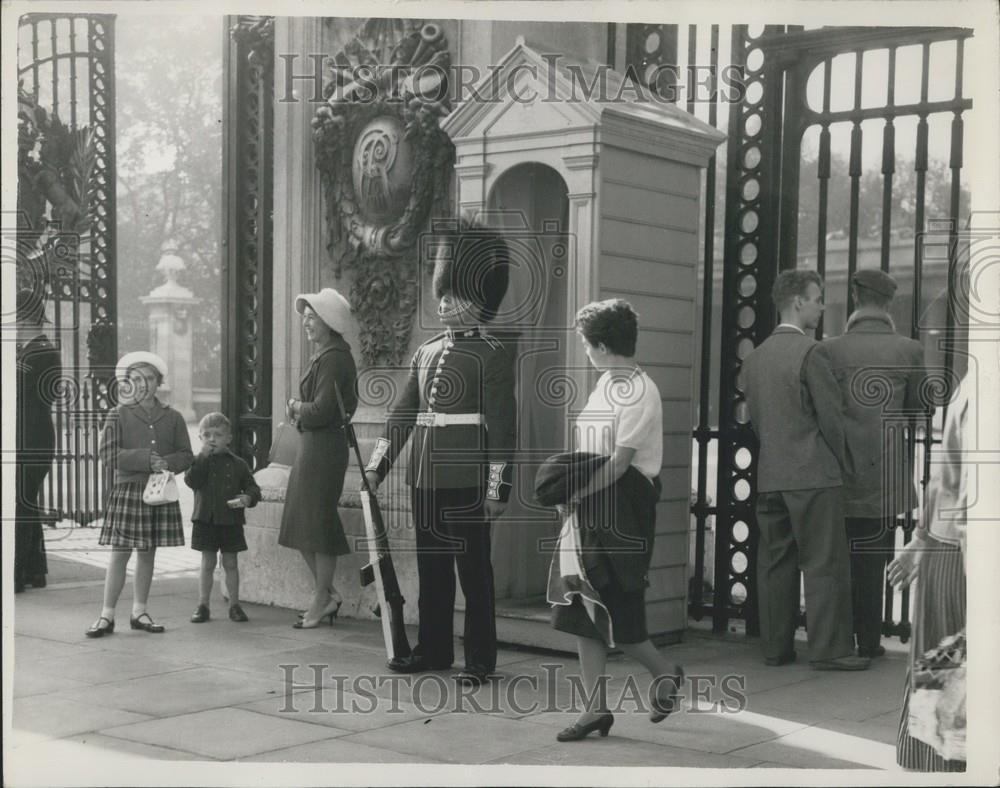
xmin=190 ymin=604 xmax=210 ymax=623
xmin=229 ymin=604 xmax=249 ymax=622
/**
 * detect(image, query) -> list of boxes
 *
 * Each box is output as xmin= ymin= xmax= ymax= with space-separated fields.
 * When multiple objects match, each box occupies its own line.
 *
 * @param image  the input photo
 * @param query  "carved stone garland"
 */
xmin=312 ymin=18 xmax=454 ymax=367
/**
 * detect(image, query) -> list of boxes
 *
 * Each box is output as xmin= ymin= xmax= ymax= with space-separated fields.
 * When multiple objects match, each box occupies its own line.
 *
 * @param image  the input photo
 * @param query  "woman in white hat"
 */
xmin=280 ymin=288 xmax=358 ymax=628
xmin=85 ymin=352 xmax=194 ymax=637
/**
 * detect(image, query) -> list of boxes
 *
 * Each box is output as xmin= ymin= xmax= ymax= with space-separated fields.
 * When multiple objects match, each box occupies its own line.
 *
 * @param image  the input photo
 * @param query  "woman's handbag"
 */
xmin=142 ymin=471 xmax=179 ymax=506
xmin=908 ymin=629 xmax=966 ymax=761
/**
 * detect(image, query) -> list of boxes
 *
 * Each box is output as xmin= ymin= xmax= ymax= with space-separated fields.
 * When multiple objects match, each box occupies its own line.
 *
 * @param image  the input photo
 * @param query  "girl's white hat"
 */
xmin=115 ymin=351 xmax=168 ymax=381
xmin=294 ymin=288 xmax=353 ymax=337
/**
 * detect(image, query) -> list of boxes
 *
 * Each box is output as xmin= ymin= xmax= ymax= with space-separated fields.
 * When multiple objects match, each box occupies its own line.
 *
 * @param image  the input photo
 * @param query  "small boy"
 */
xmin=184 ymin=412 xmax=261 ymax=623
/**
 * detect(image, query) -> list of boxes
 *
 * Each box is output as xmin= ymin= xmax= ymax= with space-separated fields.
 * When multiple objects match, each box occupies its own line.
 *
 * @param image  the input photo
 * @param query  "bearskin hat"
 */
xmin=431 ymin=218 xmax=510 ymax=323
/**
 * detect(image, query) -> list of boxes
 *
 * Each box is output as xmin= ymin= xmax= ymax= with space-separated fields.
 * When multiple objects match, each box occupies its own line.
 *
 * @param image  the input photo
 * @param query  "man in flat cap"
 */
xmin=824 ymin=268 xmax=930 ymax=658
xmin=365 ymin=219 xmax=516 ymax=687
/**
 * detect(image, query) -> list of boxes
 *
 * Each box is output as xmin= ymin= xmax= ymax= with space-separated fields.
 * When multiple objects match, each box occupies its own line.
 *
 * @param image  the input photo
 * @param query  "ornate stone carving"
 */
xmin=230 ymin=15 xmax=275 ymax=68
xmin=312 ymin=18 xmax=454 ymax=367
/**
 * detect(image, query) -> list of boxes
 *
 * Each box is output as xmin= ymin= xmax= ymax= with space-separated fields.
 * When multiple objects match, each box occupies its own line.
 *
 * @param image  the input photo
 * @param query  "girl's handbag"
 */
xmin=142 ymin=471 xmax=179 ymax=506
xmin=908 ymin=629 xmax=966 ymax=761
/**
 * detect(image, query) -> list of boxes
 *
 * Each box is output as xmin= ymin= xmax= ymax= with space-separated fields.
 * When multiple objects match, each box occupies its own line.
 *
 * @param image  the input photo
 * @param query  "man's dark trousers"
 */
xmin=845 ymin=517 xmax=893 ymax=652
xmin=410 ymin=486 xmax=497 ymax=673
xmin=756 ymin=487 xmax=855 ymax=662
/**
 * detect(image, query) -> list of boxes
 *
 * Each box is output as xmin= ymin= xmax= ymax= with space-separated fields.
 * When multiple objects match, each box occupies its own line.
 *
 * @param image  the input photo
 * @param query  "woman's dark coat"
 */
xmin=278 ymin=336 xmax=358 ymax=556
xmin=535 ymin=451 xmax=660 ymax=592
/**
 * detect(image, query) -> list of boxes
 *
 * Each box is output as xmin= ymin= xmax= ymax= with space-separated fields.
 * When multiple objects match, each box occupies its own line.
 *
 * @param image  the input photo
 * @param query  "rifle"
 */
xmin=333 ymin=383 xmax=411 ymax=668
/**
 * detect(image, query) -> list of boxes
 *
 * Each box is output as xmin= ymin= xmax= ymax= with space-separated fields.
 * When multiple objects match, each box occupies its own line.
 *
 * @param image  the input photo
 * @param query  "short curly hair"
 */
xmin=574 ymin=299 xmax=639 ymax=357
xmin=771 ymin=269 xmax=823 ymax=312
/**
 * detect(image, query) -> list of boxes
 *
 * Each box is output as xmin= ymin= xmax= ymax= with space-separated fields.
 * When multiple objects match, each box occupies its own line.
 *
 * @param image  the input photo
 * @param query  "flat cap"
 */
xmin=852 ymin=268 xmax=897 ymax=297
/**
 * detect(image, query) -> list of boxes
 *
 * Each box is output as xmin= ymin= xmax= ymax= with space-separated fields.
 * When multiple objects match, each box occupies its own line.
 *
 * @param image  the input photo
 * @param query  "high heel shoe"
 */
xmin=556 ymin=712 xmax=614 ymax=742
xmin=293 ymin=612 xmax=335 ymax=629
xmin=292 ymin=596 xmax=342 ymax=629
xmin=650 ymin=666 xmax=685 ymax=723
xmin=296 ymin=594 xmax=343 ymax=621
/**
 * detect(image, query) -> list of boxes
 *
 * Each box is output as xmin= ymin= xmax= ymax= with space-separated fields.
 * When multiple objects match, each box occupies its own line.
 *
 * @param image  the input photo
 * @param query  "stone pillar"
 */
xmin=140 ymin=249 xmax=199 ymax=422
xmin=271 ymin=16 xmax=326 ymax=432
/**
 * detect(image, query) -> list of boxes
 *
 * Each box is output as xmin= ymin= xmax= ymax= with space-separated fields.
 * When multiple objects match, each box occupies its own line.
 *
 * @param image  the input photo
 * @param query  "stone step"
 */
xmin=454 ymin=599 xmax=577 ymax=654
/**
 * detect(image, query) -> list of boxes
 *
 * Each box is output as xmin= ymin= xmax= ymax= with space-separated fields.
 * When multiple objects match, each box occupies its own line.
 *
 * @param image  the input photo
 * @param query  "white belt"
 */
xmin=416 ymin=412 xmax=484 ymax=427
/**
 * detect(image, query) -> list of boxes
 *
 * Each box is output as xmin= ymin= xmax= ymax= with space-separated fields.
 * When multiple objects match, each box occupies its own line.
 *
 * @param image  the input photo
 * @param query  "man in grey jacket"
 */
xmin=742 ymin=269 xmax=869 ymax=670
xmin=824 ymin=269 xmax=930 ymax=659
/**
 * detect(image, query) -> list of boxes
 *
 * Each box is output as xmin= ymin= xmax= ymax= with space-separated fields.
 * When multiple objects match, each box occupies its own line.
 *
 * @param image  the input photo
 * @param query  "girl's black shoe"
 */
xmin=85 ymin=617 xmax=115 ymax=638
xmin=190 ymin=604 xmax=210 ymax=623
xmin=556 ymin=712 xmax=614 ymax=742
xmin=130 ymin=613 xmax=165 ymax=633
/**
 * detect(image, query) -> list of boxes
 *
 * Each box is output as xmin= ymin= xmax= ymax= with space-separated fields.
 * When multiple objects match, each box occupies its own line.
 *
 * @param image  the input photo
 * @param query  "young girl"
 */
xmin=185 ymin=412 xmax=261 ymax=622
xmin=86 ymin=352 xmax=193 ymax=637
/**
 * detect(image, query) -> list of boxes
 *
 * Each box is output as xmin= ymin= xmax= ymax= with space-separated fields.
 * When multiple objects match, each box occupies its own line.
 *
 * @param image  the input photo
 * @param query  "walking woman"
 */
xmin=279 ymin=288 xmax=358 ymax=628
xmin=86 ymin=352 xmax=193 ymax=637
xmin=544 ymin=299 xmax=683 ymax=742
xmin=890 ymin=373 xmax=969 ymax=771
xmin=14 ymin=289 xmax=61 ymax=593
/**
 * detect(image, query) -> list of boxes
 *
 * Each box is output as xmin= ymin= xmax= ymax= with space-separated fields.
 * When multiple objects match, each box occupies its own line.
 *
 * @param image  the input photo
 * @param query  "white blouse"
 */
xmin=573 ymin=367 xmax=663 ymax=479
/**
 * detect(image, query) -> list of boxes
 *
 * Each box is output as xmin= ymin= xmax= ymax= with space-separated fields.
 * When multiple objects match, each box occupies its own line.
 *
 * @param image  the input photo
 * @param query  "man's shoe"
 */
xmin=190 ymin=604 xmax=210 ymax=623
xmin=454 ymin=668 xmax=491 ymax=687
xmin=811 ymin=655 xmax=871 ymax=671
xmin=387 ymin=655 xmax=451 ymax=674
xmin=858 ymin=645 xmax=886 ymax=659
xmin=764 ymin=651 xmax=797 ymax=667
xmin=229 ymin=604 xmax=249 ymax=622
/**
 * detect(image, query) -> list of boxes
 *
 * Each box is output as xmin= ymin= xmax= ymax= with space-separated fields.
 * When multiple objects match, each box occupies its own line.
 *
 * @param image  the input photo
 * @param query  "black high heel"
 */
xmin=556 ymin=712 xmax=614 ymax=742
xmin=650 ymin=666 xmax=685 ymax=723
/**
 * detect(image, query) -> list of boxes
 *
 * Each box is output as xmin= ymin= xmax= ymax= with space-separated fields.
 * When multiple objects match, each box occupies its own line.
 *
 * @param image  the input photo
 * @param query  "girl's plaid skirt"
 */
xmin=99 ymin=481 xmax=185 ymax=549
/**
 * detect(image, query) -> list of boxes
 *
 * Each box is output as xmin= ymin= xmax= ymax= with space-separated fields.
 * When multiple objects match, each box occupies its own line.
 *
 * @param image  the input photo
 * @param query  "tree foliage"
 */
xmin=115 ymin=16 xmax=222 ymax=389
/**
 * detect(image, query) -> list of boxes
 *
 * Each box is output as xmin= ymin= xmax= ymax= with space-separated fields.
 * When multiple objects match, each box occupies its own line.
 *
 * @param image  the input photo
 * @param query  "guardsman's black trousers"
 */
xmin=409 ymin=486 xmax=497 ymax=674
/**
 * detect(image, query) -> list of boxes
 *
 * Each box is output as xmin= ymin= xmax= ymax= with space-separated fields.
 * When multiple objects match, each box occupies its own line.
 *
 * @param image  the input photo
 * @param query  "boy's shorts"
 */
xmin=191 ymin=522 xmax=248 ymax=553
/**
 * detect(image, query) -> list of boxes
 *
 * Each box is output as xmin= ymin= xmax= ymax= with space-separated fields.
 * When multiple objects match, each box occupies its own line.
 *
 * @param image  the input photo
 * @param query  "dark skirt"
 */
xmin=99 ymin=481 xmax=185 ymax=549
xmin=278 ymin=429 xmax=351 ymax=556
xmin=551 ymin=580 xmax=649 ymax=646
xmin=896 ymin=537 xmax=966 ymax=771
xmin=191 ymin=523 xmax=248 ymax=553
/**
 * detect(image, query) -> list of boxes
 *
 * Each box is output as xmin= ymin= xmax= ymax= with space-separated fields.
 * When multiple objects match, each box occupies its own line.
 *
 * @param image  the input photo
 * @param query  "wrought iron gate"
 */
xmin=16 ymin=14 xmax=117 ymax=526
xmin=222 ymin=16 xmax=274 ymax=471
xmin=624 ymin=23 xmax=972 ymax=639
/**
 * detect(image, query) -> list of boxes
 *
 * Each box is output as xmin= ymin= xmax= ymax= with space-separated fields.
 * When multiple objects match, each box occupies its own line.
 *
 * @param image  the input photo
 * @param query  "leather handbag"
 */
xmin=142 ymin=471 xmax=179 ymax=506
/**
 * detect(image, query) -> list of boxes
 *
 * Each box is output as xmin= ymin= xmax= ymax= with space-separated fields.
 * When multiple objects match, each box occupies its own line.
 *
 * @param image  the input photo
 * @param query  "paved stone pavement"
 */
xmin=7 ymin=530 xmax=911 ymax=783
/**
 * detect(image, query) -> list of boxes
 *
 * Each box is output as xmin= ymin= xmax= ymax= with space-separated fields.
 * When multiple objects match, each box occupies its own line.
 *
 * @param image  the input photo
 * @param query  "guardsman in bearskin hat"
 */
xmin=364 ymin=218 xmax=515 ymax=687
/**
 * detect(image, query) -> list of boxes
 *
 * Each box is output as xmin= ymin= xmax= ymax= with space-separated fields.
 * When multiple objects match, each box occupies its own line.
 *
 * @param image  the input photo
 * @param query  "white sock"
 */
xmin=132 ymin=602 xmax=147 ymax=619
xmin=101 ymin=607 xmax=115 ymax=621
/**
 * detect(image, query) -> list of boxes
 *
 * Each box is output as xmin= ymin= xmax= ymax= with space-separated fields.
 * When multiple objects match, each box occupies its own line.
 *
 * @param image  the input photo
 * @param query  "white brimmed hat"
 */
xmin=115 ymin=351 xmax=168 ymax=381
xmin=294 ymin=288 xmax=353 ymax=337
